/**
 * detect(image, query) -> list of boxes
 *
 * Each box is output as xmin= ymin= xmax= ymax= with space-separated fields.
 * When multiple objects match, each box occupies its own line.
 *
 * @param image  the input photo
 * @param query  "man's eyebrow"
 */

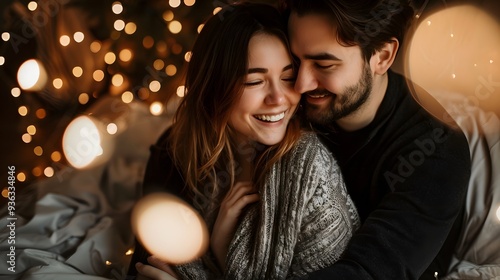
xmin=304 ymin=53 xmax=342 ymax=61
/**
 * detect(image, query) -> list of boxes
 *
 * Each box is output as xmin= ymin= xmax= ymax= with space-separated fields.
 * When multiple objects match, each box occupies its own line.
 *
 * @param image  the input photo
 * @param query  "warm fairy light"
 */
xmin=18 ymin=106 xmax=28 ymax=116
xmin=107 ymin=123 xmax=118 ymax=135
xmin=73 ymin=66 xmax=83 ymax=77
xmin=44 ymin=167 xmax=54 ymax=178
xmin=112 ymin=74 xmax=124 ymax=87
xmin=149 ymin=81 xmax=161 ymax=92
xmin=143 ymin=36 xmax=154 ymax=49
xmin=34 ymin=146 xmax=43 ymax=156
xmin=90 ymin=41 xmax=102 ymax=53
xmin=184 ymin=51 xmax=192 ymax=62
xmin=184 ymin=0 xmax=195 ymax=6
xmin=119 ymin=49 xmax=133 ymax=62
xmin=125 ymin=249 xmax=134 ymax=256
xmin=114 ymin=20 xmax=125 ymax=31
xmin=171 ymin=44 xmax=182 ymax=54
xmin=176 ymin=85 xmax=185 ymax=97
xmin=490 ymin=60 xmax=494 ymax=64
xmin=131 ymin=193 xmax=209 ymax=264
xmin=51 ymin=151 xmax=62 ymax=162
xmin=79 ymin=93 xmax=90 ymax=105
xmin=28 ymin=1 xmax=37 ymax=11
xmin=450 ymin=33 xmax=454 ymax=38
xmin=112 ymin=2 xmax=123 ymax=14
xmin=156 ymin=41 xmax=168 ymax=56
xmin=169 ymin=0 xmax=181 ymax=8
xmin=22 ymin=133 xmax=32 ymax=143
xmin=63 ymin=115 xmax=114 ymax=169
xmin=105 ymin=52 xmax=117 ymax=64
xmin=168 ymin=21 xmax=182 ymax=34
xmin=106 ymin=261 xmax=112 ymax=266
xmin=0 ymin=56 xmax=5 ymax=65
xmin=1 ymin=189 xmax=8 ymax=198
xmin=121 ymin=91 xmax=134 ymax=103
xmin=125 ymin=22 xmax=137 ymax=34
xmin=17 ymin=59 xmax=48 ymax=91
xmin=1 ymin=32 xmax=10 ymax=41
xmin=149 ymin=101 xmax=164 ymax=116
xmin=197 ymin=24 xmax=204 ymax=33
xmin=427 ymin=20 xmax=431 ymax=26
xmin=36 ymin=108 xmax=46 ymax=119
xmin=165 ymin=64 xmax=177 ymax=76
xmin=93 ymin=70 xmax=105 ymax=82
xmin=60 ymin=35 xmax=70 ymax=46
xmin=11 ymin=87 xmax=21 ymax=97
xmin=213 ymin=7 xmax=222 ymax=15
xmin=32 ymin=167 xmax=42 ymax=177
xmin=163 ymin=11 xmax=174 ymax=21
xmin=17 ymin=172 xmax=26 ymax=182
xmin=53 ymin=78 xmax=63 ymax=89
xmin=138 ymin=88 xmax=149 ymax=100
xmin=153 ymin=59 xmax=164 ymax=70
xmin=496 ymin=206 xmax=500 ymax=221
xmin=74 ymin=32 xmax=85 ymax=43
xmin=27 ymin=125 xmax=36 ymax=135
xmin=451 ymin=74 xmax=456 ymax=79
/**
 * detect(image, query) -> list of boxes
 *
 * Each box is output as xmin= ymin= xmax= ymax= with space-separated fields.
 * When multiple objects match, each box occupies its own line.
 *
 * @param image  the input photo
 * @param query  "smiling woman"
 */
xmin=127 ymin=2 xmax=359 ymax=280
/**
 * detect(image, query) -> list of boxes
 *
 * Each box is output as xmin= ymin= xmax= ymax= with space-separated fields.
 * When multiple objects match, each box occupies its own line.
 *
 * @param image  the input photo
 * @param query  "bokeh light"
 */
xmin=131 ymin=193 xmax=209 ymax=264
xmin=17 ymin=59 xmax=48 ymax=91
xmin=125 ymin=22 xmax=137 ymax=34
xmin=149 ymin=101 xmax=164 ymax=116
xmin=62 ymin=115 xmax=114 ymax=169
xmin=11 ymin=87 xmax=21 ymax=97
xmin=60 ymin=35 xmax=70 ymax=46
xmin=168 ymin=21 xmax=182 ymax=34
xmin=112 ymin=2 xmax=123 ymax=14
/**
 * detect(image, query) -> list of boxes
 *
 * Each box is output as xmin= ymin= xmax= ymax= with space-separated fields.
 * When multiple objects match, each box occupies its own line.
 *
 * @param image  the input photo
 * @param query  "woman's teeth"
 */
xmin=255 ymin=112 xmax=285 ymax=122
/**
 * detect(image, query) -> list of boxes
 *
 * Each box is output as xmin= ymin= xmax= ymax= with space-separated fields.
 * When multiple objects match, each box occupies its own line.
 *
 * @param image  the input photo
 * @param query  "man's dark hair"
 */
xmin=281 ymin=0 xmax=415 ymax=61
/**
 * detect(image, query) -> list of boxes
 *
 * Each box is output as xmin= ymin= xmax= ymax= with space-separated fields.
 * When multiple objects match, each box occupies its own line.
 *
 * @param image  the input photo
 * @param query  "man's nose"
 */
xmin=295 ymin=65 xmax=318 ymax=94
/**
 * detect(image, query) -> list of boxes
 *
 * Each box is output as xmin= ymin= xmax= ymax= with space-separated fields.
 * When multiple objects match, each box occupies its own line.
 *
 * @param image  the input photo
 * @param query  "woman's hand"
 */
xmin=136 ymin=256 xmax=178 ymax=280
xmin=211 ymin=181 xmax=259 ymax=269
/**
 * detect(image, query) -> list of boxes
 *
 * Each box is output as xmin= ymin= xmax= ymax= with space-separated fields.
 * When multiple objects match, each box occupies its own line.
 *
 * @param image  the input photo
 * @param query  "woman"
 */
xmin=129 ymin=2 xmax=359 ymax=279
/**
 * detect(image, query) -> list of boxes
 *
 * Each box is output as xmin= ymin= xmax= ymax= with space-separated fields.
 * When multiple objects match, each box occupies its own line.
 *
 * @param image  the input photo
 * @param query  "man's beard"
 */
xmin=302 ymin=63 xmax=373 ymax=126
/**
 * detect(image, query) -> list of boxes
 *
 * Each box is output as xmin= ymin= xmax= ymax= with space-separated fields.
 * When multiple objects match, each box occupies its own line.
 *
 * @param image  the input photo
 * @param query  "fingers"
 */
xmin=136 ymin=262 xmax=177 ymax=280
xmin=147 ymin=256 xmax=178 ymax=278
xmin=222 ymin=182 xmax=258 ymax=211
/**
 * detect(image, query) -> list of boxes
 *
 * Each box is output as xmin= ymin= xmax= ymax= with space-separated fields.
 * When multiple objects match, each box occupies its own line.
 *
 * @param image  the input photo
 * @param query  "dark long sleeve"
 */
xmin=309 ymin=70 xmax=471 ymax=279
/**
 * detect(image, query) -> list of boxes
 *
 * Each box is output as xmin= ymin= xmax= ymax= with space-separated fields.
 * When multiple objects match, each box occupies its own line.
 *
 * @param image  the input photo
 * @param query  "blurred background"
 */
xmin=1 ymin=0 xmax=499 ymax=199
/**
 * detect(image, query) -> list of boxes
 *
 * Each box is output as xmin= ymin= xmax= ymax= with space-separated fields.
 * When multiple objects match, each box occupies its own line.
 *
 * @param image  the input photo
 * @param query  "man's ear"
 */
xmin=370 ymin=38 xmax=399 ymax=75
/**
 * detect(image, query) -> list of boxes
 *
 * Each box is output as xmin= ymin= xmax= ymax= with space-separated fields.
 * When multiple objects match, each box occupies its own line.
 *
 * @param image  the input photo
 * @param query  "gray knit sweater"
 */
xmin=176 ymin=132 xmax=360 ymax=279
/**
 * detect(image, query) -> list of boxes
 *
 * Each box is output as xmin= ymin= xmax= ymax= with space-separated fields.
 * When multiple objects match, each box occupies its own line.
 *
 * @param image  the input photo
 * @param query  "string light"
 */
xmin=121 ymin=91 xmax=134 ymax=103
xmin=51 ymin=151 xmax=62 ymax=162
xmin=73 ymin=66 xmax=83 ymax=77
xmin=32 ymin=167 xmax=43 ymax=177
xmin=17 ymin=172 xmax=26 ymax=182
xmin=11 ymin=87 xmax=21 ymax=97
xmin=112 ymin=74 xmax=124 ymax=87
xmin=44 ymin=167 xmax=54 ymax=178
xmin=1 ymin=32 xmax=10 ymax=41
xmin=107 ymin=123 xmax=118 ymax=135
xmin=184 ymin=0 xmax=195 ymax=6
xmin=153 ymin=59 xmax=165 ymax=70
xmin=169 ymin=0 xmax=181 ymax=8
xmin=168 ymin=21 xmax=182 ymax=34
xmin=60 ymin=35 xmax=71 ymax=46
xmin=112 ymin=2 xmax=123 ymax=14
xmin=74 ymin=32 xmax=85 ymax=43
xmin=53 ymin=78 xmax=63 ymax=89
xmin=149 ymin=80 xmax=161 ymax=92
xmin=27 ymin=125 xmax=36 ymax=135
xmin=143 ymin=36 xmax=154 ymax=49
xmin=93 ymin=70 xmax=105 ymax=82
xmin=22 ymin=133 xmax=32 ymax=143
xmin=0 ymin=56 xmax=5 ymax=65
xmin=34 ymin=146 xmax=43 ymax=156
xmin=114 ymin=20 xmax=125 ymax=31
xmin=149 ymin=101 xmax=164 ymax=116
xmin=79 ymin=93 xmax=90 ymax=105
xmin=124 ymin=22 xmax=137 ymax=34
xmin=213 ymin=7 xmax=222 ymax=15
xmin=176 ymin=85 xmax=185 ymax=97
xmin=90 ymin=41 xmax=102 ymax=53
xmin=18 ymin=106 xmax=28 ymax=116
xmin=184 ymin=51 xmax=192 ymax=62
xmin=165 ymin=64 xmax=177 ymax=76
xmin=27 ymin=1 xmax=37 ymax=11
xmin=17 ymin=59 xmax=48 ymax=91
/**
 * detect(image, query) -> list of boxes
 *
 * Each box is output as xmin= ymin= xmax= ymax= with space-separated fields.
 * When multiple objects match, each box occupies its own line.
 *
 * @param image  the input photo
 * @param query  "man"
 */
xmin=281 ymin=0 xmax=471 ymax=279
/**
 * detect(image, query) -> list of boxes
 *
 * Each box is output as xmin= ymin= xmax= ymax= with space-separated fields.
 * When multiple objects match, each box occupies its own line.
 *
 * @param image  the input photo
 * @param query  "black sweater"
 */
xmin=309 ymin=70 xmax=471 ymax=279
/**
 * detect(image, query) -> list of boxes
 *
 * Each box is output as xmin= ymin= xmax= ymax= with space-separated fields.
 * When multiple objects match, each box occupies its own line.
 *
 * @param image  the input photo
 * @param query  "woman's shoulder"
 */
xmin=290 ymin=131 xmax=336 ymax=163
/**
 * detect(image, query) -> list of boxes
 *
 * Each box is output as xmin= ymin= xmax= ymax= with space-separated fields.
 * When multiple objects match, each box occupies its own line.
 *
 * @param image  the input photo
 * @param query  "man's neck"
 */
xmin=336 ymin=72 xmax=389 ymax=132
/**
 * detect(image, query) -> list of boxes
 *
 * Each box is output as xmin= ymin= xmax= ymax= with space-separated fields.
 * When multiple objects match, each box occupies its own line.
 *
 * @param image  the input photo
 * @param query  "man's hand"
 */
xmin=136 ymin=256 xmax=178 ymax=280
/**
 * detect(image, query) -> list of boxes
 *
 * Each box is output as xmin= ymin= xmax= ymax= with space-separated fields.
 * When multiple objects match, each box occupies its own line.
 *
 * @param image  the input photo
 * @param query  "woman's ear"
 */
xmin=370 ymin=38 xmax=399 ymax=75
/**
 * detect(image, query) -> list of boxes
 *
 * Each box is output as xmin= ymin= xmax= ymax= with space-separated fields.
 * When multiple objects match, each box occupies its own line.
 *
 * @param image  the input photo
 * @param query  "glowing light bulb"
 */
xmin=169 ymin=0 xmax=181 ymax=8
xmin=131 ymin=193 xmax=209 ymax=265
xmin=17 ymin=59 xmax=48 ymax=91
xmin=112 ymin=2 xmax=123 ymax=14
xmin=168 ymin=21 xmax=182 ymax=34
xmin=177 ymin=85 xmax=185 ymax=97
